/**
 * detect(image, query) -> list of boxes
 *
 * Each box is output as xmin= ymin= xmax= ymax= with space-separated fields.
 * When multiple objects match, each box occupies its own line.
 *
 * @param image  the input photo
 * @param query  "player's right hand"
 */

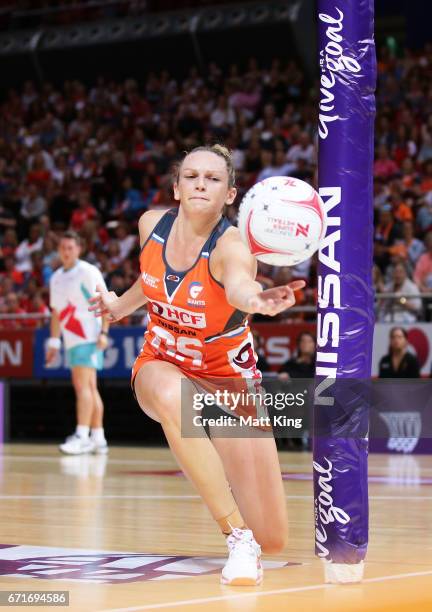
xmin=88 ymin=284 xmax=120 ymax=321
xmin=247 ymin=280 xmax=305 ymax=316
xmin=46 ymin=347 xmax=58 ymax=365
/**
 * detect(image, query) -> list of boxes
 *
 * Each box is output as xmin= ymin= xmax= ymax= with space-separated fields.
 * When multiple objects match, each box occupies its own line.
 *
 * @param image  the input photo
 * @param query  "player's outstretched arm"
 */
xmin=220 ymin=232 xmax=305 ymax=316
xmin=89 ymin=277 xmax=147 ymax=322
xmin=89 ymin=210 xmax=164 ymax=321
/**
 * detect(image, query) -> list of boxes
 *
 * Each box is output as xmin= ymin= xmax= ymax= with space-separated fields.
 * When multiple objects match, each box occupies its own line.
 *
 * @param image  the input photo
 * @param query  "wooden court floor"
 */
xmin=0 ymin=444 xmax=431 ymax=612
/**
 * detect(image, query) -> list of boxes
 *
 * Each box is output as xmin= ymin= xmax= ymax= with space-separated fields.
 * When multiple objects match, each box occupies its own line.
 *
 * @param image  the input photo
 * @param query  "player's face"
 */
xmin=174 ymin=151 xmax=236 ymax=215
xmin=58 ymin=238 xmax=80 ymax=268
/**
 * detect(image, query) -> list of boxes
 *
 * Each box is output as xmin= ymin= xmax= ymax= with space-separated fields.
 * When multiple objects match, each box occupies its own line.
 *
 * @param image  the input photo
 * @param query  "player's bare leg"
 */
xmin=72 ymin=366 xmax=95 ymax=426
xmin=134 ymin=361 xmax=243 ymax=524
xmin=211 ymin=435 xmax=288 ymax=553
xmin=89 ymin=372 xmax=103 ymax=429
xmin=59 ymin=366 xmax=96 ymax=455
xmin=89 ymin=370 xmax=108 ymax=454
xmin=134 ymin=360 xmax=285 ymax=585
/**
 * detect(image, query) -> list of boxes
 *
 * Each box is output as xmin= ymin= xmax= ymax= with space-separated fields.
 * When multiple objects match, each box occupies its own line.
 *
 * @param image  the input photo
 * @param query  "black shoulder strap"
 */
xmin=204 ymin=215 xmax=232 ymax=254
xmin=141 ymin=208 xmax=178 ymax=251
xmin=150 ymin=208 xmax=178 ymax=241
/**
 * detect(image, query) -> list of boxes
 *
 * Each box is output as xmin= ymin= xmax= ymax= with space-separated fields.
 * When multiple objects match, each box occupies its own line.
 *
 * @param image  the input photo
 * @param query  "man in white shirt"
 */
xmin=381 ymin=261 xmax=422 ymax=323
xmin=15 ymin=224 xmax=43 ymax=272
xmin=47 ymin=231 xmax=110 ymax=454
xmin=286 ymin=132 xmax=316 ymax=166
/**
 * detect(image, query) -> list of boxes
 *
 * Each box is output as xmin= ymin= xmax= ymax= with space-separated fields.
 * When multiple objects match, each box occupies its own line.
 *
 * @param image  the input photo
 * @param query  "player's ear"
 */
xmin=225 ymin=187 xmax=237 ymax=205
xmin=173 ymin=182 xmax=180 ymax=201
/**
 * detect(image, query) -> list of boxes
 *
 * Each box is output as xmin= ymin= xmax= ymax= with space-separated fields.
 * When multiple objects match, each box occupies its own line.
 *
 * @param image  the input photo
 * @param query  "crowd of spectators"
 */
xmin=373 ymin=43 xmax=432 ymax=322
xmin=1 ymin=42 xmax=432 ymax=328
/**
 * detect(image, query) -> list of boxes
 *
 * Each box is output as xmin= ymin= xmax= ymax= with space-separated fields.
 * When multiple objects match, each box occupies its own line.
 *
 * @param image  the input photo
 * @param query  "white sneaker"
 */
xmin=221 ymin=528 xmax=263 ymax=586
xmin=91 ymin=439 xmax=109 ymax=455
xmin=59 ymin=434 xmax=95 ymax=455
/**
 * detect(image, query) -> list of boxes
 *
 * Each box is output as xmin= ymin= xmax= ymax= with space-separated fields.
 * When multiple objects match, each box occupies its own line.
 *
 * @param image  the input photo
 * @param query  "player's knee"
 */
xmin=74 ymin=379 xmax=92 ymax=397
xmin=148 ymin=382 xmax=180 ymax=424
xmin=151 ymin=381 xmax=178 ymax=408
xmin=73 ymin=379 xmax=84 ymax=394
xmin=259 ymin=530 xmax=288 ymax=554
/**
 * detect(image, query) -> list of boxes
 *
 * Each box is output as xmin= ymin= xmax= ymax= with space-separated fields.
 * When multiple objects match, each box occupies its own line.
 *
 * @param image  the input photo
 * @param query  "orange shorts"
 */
xmin=131 ymin=343 xmax=269 ymax=427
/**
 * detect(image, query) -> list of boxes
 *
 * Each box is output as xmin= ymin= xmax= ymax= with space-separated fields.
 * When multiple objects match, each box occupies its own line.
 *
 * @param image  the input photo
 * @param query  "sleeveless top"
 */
xmin=138 ymin=208 xmax=260 ymax=378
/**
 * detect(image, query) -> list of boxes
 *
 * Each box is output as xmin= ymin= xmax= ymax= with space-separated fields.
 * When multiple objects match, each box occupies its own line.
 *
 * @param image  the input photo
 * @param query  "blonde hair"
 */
xmin=173 ymin=144 xmax=236 ymax=188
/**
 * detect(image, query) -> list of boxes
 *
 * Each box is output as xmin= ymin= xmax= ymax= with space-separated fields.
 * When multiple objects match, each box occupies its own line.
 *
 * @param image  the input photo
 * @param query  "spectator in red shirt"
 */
xmin=2 ymin=292 xmax=27 ymax=329
xmin=0 ymin=229 xmax=18 ymax=258
xmin=1 ymin=255 xmax=25 ymax=287
xmin=19 ymin=278 xmax=39 ymax=312
xmin=70 ymin=191 xmax=97 ymax=231
xmin=374 ymin=145 xmax=399 ymax=179
xmin=25 ymin=291 xmax=50 ymax=329
xmin=26 ymin=153 xmax=51 ymax=188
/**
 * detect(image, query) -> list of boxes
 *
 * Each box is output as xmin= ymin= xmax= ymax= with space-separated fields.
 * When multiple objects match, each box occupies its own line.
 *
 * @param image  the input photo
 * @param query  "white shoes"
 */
xmin=92 ymin=439 xmax=109 ymax=454
xmin=221 ymin=528 xmax=263 ymax=586
xmin=59 ymin=434 xmax=109 ymax=455
xmin=59 ymin=434 xmax=95 ymax=455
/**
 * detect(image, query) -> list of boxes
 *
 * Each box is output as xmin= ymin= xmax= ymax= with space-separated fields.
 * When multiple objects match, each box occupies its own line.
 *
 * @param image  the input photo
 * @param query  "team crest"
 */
xmin=188 ymin=282 xmax=205 ymax=307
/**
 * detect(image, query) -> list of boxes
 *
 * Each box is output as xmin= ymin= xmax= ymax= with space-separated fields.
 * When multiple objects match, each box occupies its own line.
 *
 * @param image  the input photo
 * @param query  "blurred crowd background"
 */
xmin=0 ymin=4 xmax=432 ymax=329
xmin=0 ymin=1 xmax=248 ymax=30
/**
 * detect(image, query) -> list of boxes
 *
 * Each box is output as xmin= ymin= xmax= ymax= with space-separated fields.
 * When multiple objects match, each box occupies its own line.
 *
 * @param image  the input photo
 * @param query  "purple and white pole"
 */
xmin=314 ymin=0 xmax=376 ymax=583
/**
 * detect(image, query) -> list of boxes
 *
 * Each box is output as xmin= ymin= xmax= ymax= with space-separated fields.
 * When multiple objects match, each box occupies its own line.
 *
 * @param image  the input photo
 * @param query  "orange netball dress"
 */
xmin=132 ymin=208 xmax=263 ymax=414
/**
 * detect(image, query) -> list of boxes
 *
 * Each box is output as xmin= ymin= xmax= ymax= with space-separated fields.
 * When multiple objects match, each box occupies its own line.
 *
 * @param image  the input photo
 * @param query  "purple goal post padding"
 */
xmin=313 ymin=0 xmax=376 ymax=580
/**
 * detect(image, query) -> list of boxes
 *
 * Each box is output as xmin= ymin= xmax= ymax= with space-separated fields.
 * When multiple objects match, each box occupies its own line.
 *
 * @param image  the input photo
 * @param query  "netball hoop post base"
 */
xmin=323 ymin=560 xmax=364 ymax=584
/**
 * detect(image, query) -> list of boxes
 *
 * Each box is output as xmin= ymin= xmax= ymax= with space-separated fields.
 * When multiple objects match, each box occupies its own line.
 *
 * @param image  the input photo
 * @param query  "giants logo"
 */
xmin=189 ymin=282 xmax=204 ymax=299
xmin=188 ymin=281 xmax=205 ymax=307
xmin=150 ymin=300 xmax=206 ymax=329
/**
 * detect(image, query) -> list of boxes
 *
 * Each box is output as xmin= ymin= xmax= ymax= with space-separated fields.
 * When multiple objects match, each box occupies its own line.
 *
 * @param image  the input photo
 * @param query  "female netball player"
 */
xmin=90 ymin=145 xmax=305 ymax=586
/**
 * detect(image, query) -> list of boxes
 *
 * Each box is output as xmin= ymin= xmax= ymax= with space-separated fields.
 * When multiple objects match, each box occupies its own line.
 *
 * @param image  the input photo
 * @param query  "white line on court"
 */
xmin=0 ymin=495 xmax=201 ymax=500
xmin=370 ymin=495 xmax=432 ymax=500
xmin=0 ymin=456 xmax=175 ymax=466
xmin=0 ymin=494 xmax=430 ymax=501
xmin=2 ymin=455 xmax=317 ymax=471
xmin=99 ymin=569 xmax=432 ymax=612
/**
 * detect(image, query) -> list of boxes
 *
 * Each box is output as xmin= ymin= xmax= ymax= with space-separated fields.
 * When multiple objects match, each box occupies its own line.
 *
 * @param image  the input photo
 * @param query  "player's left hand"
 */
xmin=247 ymin=280 xmax=306 ymax=316
xmin=97 ymin=333 xmax=109 ymax=350
xmin=89 ymin=284 xmax=119 ymax=321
